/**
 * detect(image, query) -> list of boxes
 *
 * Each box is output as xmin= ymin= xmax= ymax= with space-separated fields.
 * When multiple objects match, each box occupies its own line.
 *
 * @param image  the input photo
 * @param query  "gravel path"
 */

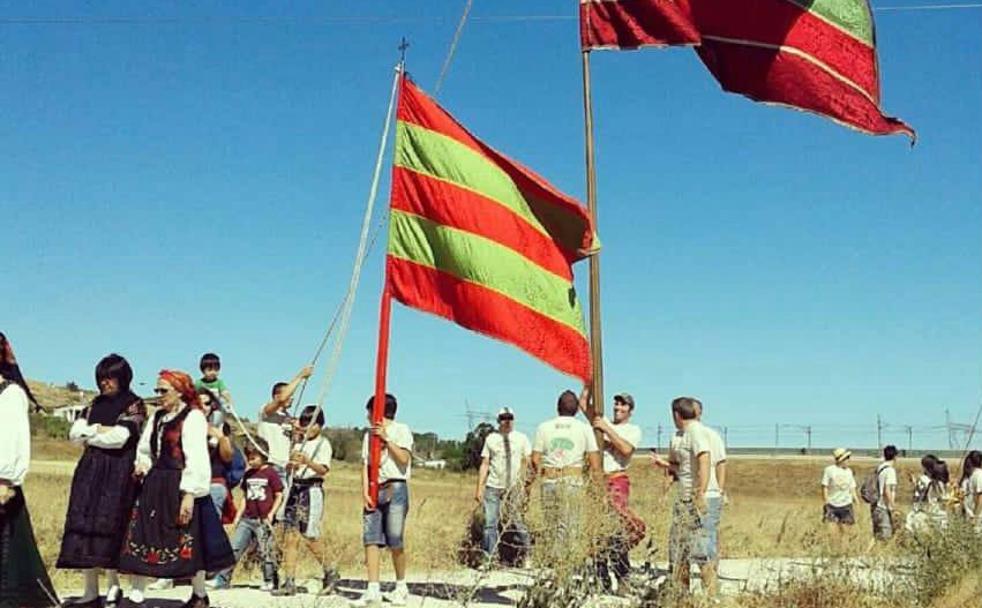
xmin=58 ymin=557 xmax=903 ymax=607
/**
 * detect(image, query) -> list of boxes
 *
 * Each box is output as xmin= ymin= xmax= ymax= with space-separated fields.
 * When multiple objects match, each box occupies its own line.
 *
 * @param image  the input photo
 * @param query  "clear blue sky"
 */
xmin=3 ymin=1 xmax=979 ymax=450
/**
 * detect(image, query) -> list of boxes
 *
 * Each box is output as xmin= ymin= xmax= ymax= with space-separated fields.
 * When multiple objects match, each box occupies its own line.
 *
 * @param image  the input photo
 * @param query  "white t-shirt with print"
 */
xmin=532 ymin=415 xmax=599 ymax=472
xmin=821 ymin=464 xmax=857 ymax=508
xmin=601 ymin=419 xmax=642 ymax=474
xmin=292 ymin=435 xmax=333 ymax=480
xmin=962 ymin=469 xmax=982 ymax=519
xmin=876 ymin=462 xmax=898 ymax=509
xmin=361 ymin=420 xmax=414 ymax=483
xmin=481 ymin=431 xmax=531 ymax=490
xmin=685 ymin=421 xmax=726 ymax=499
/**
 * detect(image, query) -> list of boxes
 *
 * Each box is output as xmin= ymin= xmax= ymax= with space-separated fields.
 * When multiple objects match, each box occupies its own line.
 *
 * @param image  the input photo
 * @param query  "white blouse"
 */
xmin=70 ymin=419 xmax=131 ymax=449
xmin=134 ymin=405 xmax=210 ymax=498
xmin=0 ymin=383 xmax=31 ymax=487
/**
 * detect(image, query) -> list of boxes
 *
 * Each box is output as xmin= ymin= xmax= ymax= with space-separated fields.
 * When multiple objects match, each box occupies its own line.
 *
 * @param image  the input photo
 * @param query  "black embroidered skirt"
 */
xmin=118 ymin=468 xmax=234 ymax=579
xmin=0 ymin=490 xmax=58 ymax=608
xmin=57 ymin=447 xmax=139 ymax=569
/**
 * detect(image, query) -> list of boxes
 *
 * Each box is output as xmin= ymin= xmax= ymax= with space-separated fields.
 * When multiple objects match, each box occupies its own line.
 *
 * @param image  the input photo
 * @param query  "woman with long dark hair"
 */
xmin=905 ymin=454 xmax=950 ymax=533
xmin=57 ymin=354 xmax=148 ymax=607
xmin=960 ymin=450 xmax=982 ymax=531
xmin=119 ymin=370 xmax=234 ymax=608
xmin=0 ymin=332 xmax=58 ymax=607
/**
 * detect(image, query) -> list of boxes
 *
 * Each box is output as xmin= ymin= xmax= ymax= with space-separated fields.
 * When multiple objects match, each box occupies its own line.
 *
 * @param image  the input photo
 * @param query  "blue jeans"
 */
xmin=481 ymin=486 xmax=530 ymax=558
xmin=209 ymin=483 xmax=228 ymax=517
xmin=214 ymin=518 xmax=277 ymax=586
xmin=363 ymin=481 xmax=409 ymax=549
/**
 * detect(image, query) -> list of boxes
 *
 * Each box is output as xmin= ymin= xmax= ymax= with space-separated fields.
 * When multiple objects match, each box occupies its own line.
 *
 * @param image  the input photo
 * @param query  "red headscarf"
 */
xmin=158 ymin=369 xmax=203 ymax=410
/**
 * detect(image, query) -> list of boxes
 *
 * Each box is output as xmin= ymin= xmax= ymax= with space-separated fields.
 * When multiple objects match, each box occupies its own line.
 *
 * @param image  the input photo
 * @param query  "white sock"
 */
xmin=395 ymin=579 xmax=408 ymax=592
xmin=192 ymin=571 xmax=207 ymax=598
xmin=105 ymin=569 xmax=120 ymax=590
xmin=80 ymin=569 xmax=99 ymax=602
xmin=367 ymin=582 xmax=381 ymax=596
xmin=129 ymin=575 xmax=146 ymax=602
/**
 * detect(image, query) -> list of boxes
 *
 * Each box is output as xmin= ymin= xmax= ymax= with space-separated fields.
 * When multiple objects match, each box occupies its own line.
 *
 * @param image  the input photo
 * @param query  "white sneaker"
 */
xmin=259 ymin=582 xmax=275 ymax=592
xmin=349 ymin=592 xmax=383 ymax=607
xmin=147 ymin=579 xmax=173 ymax=591
xmin=383 ymin=586 xmax=409 ymax=606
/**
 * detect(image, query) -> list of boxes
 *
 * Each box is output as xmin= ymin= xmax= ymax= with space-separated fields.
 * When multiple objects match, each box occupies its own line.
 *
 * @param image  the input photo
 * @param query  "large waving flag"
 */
xmin=387 ymin=75 xmax=596 ymax=381
xmin=579 ymin=0 xmax=914 ymax=139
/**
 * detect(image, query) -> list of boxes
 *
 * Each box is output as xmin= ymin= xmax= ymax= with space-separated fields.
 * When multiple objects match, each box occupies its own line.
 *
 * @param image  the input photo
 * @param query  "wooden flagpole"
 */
xmin=581 ymin=50 xmax=605 ymax=447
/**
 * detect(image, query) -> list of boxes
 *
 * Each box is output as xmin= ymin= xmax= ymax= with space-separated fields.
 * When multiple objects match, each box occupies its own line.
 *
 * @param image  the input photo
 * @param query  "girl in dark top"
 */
xmin=58 ymin=354 xmax=147 ymax=608
xmin=0 ymin=332 xmax=58 ymax=608
xmin=119 ymin=370 xmax=234 ymax=608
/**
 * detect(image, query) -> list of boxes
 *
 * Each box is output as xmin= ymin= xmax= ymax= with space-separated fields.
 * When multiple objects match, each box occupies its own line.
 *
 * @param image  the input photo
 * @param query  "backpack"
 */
xmin=225 ymin=446 xmax=247 ymax=488
xmin=860 ymin=463 xmax=886 ymax=504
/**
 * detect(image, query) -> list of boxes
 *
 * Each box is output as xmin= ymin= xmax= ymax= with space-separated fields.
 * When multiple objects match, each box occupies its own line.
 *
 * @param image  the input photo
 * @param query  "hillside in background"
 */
xmin=26 ymin=379 xmax=97 ymax=412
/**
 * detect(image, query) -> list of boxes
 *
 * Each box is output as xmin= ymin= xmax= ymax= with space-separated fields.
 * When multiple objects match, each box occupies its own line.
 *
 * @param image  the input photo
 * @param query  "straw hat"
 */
xmin=833 ymin=447 xmax=852 ymax=463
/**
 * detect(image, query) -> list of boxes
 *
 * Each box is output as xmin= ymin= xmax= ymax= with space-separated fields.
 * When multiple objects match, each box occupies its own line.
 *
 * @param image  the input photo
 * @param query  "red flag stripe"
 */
xmin=387 ymin=256 xmax=592 ymax=381
xmin=697 ymin=39 xmax=914 ymax=138
xmin=392 ymin=166 xmax=576 ymax=281
xmin=685 ymin=0 xmax=879 ymax=99
xmin=398 ymin=78 xmax=596 ymax=256
xmin=580 ymin=0 xmax=700 ymax=49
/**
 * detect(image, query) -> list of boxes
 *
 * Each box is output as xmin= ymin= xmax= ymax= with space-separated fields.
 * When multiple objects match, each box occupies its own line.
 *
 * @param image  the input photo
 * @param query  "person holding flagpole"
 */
xmin=352 ymin=393 xmax=414 ymax=608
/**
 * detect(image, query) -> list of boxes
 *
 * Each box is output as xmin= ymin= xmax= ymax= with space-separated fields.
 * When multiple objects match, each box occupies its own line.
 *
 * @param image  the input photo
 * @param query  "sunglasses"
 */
xmin=153 ymin=388 xmax=171 ymax=395
xmin=498 ymin=416 xmax=514 ymax=422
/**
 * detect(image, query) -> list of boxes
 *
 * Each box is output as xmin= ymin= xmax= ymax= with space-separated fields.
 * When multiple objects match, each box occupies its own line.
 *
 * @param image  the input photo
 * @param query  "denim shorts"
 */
xmin=823 ymin=504 xmax=856 ymax=525
xmin=363 ymin=480 xmax=409 ymax=549
xmin=669 ymin=496 xmax=722 ymax=566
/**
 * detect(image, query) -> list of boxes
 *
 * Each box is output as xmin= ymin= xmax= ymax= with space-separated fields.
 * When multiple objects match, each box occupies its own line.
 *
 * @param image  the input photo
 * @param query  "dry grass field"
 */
xmin=23 ymin=440 xmax=981 ymax=607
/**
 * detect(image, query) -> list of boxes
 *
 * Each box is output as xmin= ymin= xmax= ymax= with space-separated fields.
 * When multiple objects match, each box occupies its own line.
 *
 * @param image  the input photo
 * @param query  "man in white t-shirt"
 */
xmin=353 ymin=394 xmax=414 ymax=607
xmin=475 ymin=407 xmax=531 ymax=564
xmin=821 ymin=448 xmax=858 ymax=538
xmin=871 ymin=445 xmax=899 ymax=543
xmin=531 ymin=389 xmax=601 ymax=559
xmin=661 ymin=396 xmax=722 ymax=596
xmin=257 ymin=365 xmax=313 ymax=475
xmin=581 ymin=390 xmax=644 ymax=588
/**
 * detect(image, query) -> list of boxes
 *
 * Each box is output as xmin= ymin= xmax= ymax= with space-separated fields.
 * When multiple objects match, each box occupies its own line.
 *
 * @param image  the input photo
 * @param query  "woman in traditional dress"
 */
xmin=119 ymin=370 xmax=234 ymax=608
xmin=0 ymin=332 xmax=58 ymax=608
xmin=58 ymin=354 xmax=148 ymax=607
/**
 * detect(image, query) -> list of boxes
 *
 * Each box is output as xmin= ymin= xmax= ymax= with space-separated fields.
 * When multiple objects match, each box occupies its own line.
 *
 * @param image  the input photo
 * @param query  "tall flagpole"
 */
xmin=368 ymin=41 xmax=408 ymax=508
xmin=581 ymin=49 xmax=605 ymax=446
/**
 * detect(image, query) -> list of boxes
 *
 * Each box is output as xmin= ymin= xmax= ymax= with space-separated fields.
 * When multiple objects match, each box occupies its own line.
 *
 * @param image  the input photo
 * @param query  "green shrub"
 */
xmin=29 ymin=413 xmax=71 ymax=439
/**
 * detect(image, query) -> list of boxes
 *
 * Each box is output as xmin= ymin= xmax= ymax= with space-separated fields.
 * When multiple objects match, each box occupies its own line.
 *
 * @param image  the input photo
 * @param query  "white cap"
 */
xmin=497 ymin=407 xmax=515 ymax=419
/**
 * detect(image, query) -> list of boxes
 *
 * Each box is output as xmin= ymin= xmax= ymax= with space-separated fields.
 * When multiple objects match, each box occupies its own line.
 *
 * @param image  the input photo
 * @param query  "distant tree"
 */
xmin=458 ymin=422 xmax=495 ymax=472
xmin=65 ymin=381 xmax=81 ymax=392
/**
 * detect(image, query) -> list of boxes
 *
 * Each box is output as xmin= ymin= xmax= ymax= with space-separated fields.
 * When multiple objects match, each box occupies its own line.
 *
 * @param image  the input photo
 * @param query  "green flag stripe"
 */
xmin=388 ymin=209 xmax=587 ymax=336
xmin=785 ymin=0 xmax=872 ymax=45
xmin=394 ymin=121 xmax=571 ymax=246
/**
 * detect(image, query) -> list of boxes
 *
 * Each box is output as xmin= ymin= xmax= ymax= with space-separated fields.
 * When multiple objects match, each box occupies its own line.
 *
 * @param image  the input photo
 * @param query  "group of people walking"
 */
xmin=821 ymin=444 xmax=982 ymax=544
xmin=473 ymin=389 xmax=727 ymax=596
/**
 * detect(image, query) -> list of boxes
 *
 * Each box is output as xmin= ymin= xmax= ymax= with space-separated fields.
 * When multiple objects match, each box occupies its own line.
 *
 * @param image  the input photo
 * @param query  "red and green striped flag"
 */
xmin=580 ymin=0 xmax=914 ymax=139
xmin=387 ymin=75 xmax=597 ymax=381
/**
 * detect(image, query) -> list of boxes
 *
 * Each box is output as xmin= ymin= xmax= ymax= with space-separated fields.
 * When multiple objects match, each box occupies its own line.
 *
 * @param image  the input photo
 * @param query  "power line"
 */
xmin=0 ymin=5 xmax=978 ymax=26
